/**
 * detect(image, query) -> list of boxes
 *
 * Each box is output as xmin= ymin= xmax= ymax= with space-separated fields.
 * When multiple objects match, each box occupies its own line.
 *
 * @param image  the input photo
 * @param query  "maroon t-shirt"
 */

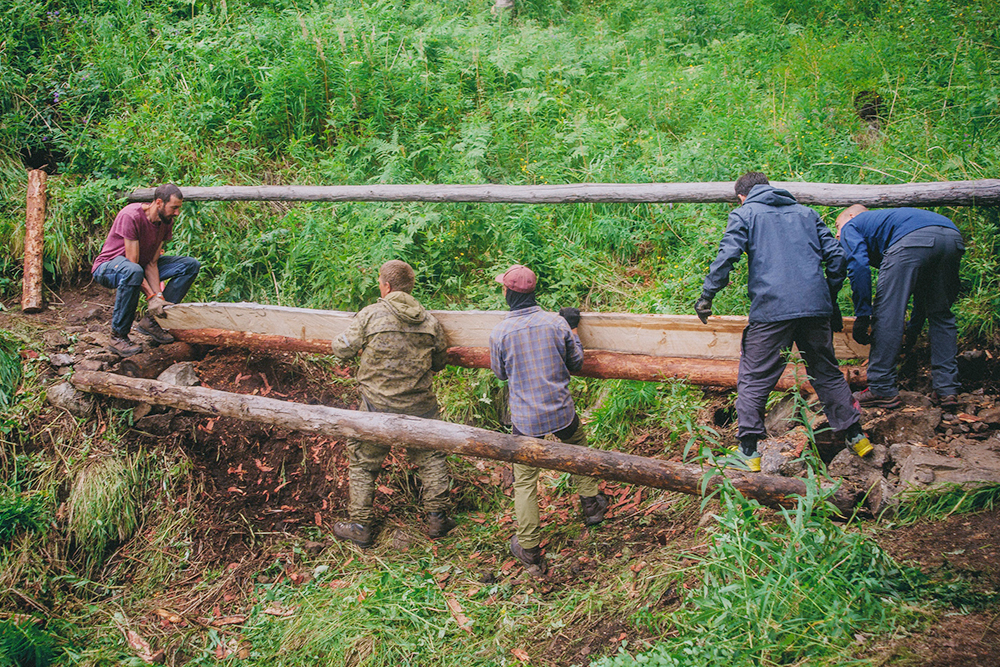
xmin=92 ymin=203 xmax=173 ymax=273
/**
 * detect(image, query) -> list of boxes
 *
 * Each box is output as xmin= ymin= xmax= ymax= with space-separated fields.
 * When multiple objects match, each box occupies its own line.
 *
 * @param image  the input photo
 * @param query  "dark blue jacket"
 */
xmin=701 ymin=184 xmax=846 ymax=323
xmin=839 ymin=208 xmax=960 ymax=317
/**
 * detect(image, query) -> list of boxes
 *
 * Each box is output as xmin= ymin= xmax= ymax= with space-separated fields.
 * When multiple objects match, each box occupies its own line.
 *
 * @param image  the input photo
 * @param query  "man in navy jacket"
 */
xmin=836 ymin=205 xmax=964 ymax=409
xmin=696 ymin=172 xmax=870 ymax=470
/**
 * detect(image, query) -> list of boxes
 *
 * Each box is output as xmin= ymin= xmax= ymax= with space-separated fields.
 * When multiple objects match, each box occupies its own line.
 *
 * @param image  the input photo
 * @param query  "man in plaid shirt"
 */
xmin=489 ymin=264 xmax=608 ymax=575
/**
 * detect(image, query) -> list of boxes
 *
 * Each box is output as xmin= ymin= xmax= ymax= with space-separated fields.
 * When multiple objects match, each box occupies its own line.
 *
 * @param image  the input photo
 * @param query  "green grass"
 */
xmin=894 ymin=482 xmax=1000 ymax=526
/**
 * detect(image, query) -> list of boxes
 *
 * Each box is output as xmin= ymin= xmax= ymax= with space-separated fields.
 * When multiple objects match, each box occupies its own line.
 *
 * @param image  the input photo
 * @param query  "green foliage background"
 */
xmin=0 ymin=0 xmax=998 ymax=334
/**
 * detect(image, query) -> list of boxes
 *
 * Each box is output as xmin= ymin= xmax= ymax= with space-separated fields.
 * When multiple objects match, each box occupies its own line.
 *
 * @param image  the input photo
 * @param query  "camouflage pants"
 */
xmin=346 ymin=403 xmax=450 ymax=525
xmin=513 ymin=416 xmax=600 ymax=549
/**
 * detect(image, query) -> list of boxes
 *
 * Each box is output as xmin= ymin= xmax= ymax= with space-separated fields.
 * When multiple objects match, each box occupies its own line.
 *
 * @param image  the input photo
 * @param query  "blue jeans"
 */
xmin=92 ymin=255 xmax=200 ymax=336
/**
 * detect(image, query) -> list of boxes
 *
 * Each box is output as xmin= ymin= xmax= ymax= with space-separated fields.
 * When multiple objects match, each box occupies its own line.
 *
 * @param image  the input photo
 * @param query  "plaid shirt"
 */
xmin=489 ymin=306 xmax=584 ymax=437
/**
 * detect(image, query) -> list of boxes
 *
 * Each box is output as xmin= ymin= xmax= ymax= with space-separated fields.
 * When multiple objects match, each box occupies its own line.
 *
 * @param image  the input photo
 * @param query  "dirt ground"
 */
xmin=3 ymin=282 xmax=1000 ymax=665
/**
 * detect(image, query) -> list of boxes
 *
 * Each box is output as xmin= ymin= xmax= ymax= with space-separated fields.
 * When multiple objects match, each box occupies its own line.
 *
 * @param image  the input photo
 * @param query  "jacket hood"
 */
xmin=743 ymin=183 xmax=798 ymax=208
xmin=380 ymin=291 xmax=427 ymax=325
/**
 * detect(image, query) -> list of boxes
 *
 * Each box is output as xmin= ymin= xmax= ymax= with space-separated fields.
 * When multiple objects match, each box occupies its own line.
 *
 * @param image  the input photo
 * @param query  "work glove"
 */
xmin=558 ymin=307 xmax=581 ymax=329
xmin=830 ymin=303 xmax=844 ymax=333
xmin=852 ymin=315 xmax=871 ymax=345
xmin=147 ymin=294 xmax=171 ymax=318
xmin=694 ymin=297 xmax=713 ymax=324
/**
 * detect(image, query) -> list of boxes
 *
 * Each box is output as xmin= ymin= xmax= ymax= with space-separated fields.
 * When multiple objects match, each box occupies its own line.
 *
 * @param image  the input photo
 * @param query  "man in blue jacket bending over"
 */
xmin=836 ymin=205 xmax=964 ymax=410
xmin=695 ymin=172 xmax=871 ymax=471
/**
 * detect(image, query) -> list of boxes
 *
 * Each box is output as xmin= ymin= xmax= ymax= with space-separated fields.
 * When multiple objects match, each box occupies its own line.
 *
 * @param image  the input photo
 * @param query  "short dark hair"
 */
xmin=734 ymin=172 xmax=769 ymax=198
xmin=379 ymin=260 xmax=416 ymax=294
xmin=153 ymin=183 xmax=183 ymax=204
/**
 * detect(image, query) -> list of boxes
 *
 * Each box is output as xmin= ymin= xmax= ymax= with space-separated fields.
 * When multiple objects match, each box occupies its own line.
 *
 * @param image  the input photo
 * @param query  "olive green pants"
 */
xmin=346 ymin=403 xmax=450 ymax=525
xmin=513 ymin=418 xmax=600 ymax=549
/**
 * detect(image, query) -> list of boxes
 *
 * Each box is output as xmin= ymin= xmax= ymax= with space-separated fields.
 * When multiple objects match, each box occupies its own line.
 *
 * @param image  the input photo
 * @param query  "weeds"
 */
xmin=894 ymin=482 xmax=1000 ymax=526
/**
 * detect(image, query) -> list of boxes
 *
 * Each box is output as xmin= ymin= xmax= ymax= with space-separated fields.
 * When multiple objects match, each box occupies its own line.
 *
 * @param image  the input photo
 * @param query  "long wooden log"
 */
xmin=69 ymin=370 xmax=857 ymax=512
xmin=118 ymin=342 xmax=197 ymax=379
xmin=127 ymin=180 xmax=1000 ymax=207
xmin=21 ymin=169 xmax=47 ymax=313
xmin=157 ymin=303 xmax=869 ymax=361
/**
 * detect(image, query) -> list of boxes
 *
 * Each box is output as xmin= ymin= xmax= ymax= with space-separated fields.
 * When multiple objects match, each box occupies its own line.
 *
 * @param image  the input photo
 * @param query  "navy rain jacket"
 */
xmin=839 ymin=207 xmax=960 ymax=318
xmin=700 ymin=184 xmax=846 ymax=323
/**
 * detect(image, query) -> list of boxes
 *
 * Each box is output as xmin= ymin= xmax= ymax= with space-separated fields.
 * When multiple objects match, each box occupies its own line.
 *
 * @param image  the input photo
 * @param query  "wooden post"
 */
xmin=21 ymin=169 xmax=46 ymax=313
xmin=70 ymin=370 xmax=858 ymax=513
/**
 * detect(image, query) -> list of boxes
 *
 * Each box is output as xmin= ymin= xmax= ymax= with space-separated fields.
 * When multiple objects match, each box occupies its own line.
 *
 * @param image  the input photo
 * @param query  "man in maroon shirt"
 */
xmin=92 ymin=184 xmax=200 ymax=356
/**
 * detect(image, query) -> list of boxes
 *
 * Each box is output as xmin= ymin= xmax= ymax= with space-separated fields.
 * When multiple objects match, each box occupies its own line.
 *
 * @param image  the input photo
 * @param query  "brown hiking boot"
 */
xmin=333 ymin=521 xmax=373 ymax=548
xmin=134 ymin=315 xmax=175 ymax=345
xmin=510 ymin=535 xmax=547 ymax=575
xmin=426 ymin=512 xmax=456 ymax=538
xmin=580 ymin=494 xmax=609 ymax=526
xmin=932 ymin=392 xmax=960 ymax=411
xmin=853 ymin=388 xmax=902 ymax=409
xmin=109 ymin=331 xmax=142 ymax=357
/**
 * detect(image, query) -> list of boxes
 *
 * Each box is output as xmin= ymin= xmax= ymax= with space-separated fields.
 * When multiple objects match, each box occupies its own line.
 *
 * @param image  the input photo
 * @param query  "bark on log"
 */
xmin=447 ymin=347 xmax=868 ymax=390
xmin=70 ymin=370 xmax=858 ymax=513
xmin=118 ymin=342 xmax=197 ymax=379
xmin=21 ymin=169 xmax=46 ymax=313
xmin=163 ymin=328 xmax=868 ymax=389
xmin=127 ymin=179 xmax=1000 ymax=207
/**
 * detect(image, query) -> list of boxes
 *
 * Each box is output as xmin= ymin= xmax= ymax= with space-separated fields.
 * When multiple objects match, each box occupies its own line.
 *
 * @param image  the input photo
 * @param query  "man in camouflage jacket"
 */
xmin=331 ymin=260 xmax=453 ymax=547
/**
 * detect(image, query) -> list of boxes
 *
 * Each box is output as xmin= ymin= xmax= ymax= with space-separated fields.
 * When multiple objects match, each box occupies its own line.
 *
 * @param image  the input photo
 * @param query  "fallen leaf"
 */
xmin=125 ymin=630 xmax=164 ymax=664
xmin=957 ymin=413 xmax=980 ymax=423
xmin=153 ymin=608 xmax=183 ymax=624
xmin=511 ymin=648 xmax=531 ymax=662
xmin=254 ymin=458 xmax=274 ymax=472
xmin=629 ymin=561 xmax=647 ymax=574
xmin=212 ymin=615 xmax=246 ymax=626
xmin=315 ymin=512 xmax=323 ymax=527
xmin=329 ymin=579 xmax=351 ymax=589
xmin=376 ymin=484 xmax=394 ymax=496
xmin=500 ymin=559 xmax=516 ymax=574
xmin=262 ymin=603 xmax=296 ymax=617
xmin=443 ymin=592 xmax=474 ymax=634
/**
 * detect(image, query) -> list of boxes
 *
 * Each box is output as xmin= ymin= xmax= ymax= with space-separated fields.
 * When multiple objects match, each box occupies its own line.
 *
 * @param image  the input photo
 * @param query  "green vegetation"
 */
xmin=2 ymin=0 xmax=1000 ymax=664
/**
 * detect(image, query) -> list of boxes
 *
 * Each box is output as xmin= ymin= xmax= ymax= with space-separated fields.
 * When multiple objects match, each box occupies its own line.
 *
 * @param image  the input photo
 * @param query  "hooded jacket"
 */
xmin=332 ymin=290 xmax=449 ymax=414
xmin=700 ymin=184 xmax=846 ymax=323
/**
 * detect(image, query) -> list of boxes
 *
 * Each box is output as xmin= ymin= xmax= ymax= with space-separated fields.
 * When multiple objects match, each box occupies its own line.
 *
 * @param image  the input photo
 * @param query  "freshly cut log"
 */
xmin=70 ymin=371 xmax=858 ymax=513
xmin=157 ymin=302 xmax=868 ymax=361
xmin=127 ymin=179 xmax=1000 ymax=207
xmin=118 ymin=342 xmax=197 ymax=379
xmin=21 ymin=169 xmax=47 ymax=313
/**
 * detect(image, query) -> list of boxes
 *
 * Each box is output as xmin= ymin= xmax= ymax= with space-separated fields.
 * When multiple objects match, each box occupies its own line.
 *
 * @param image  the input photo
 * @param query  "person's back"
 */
xmin=706 ymin=183 xmax=843 ymax=323
xmin=346 ymin=291 xmax=446 ymax=415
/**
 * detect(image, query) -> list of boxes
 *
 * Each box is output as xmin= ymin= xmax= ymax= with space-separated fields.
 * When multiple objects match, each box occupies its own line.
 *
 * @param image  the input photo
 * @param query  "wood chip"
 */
xmin=443 ymin=592 xmax=474 ymax=634
xmin=511 ymin=648 xmax=531 ymax=662
xmin=262 ymin=603 xmax=296 ymax=617
xmin=153 ymin=608 xmax=183 ymax=624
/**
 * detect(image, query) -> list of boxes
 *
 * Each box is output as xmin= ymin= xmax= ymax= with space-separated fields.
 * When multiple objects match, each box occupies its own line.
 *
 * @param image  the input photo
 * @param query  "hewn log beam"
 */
xmin=70 ymin=371 xmax=857 ymax=512
xmin=21 ymin=169 xmax=47 ymax=313
xmin=127 ymin=180 xmax=1000 ymax=207
xmin=165 ymin=329 xmax=867 ymax=388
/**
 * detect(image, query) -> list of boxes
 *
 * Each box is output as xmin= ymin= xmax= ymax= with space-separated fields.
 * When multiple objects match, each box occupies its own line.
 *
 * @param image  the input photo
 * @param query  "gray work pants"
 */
xmin=736 ymin=318 xmax=860 ymax=439
xmin=869 ymin=226 xmax=964 ymax=397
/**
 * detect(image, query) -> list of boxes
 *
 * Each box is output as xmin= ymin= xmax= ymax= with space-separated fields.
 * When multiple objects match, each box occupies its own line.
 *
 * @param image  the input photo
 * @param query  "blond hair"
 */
xmin=379 ymin=260 xmax=416 ymax=293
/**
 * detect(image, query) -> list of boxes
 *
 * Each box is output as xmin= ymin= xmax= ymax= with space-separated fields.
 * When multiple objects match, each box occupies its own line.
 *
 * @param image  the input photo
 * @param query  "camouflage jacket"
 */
xmin=331 ymin=291 xmax=449 ymax=415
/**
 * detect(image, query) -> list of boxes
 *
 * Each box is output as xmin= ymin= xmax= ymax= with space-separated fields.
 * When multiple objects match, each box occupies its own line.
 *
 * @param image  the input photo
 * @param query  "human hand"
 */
xmin=830 ymin=304 xmax=844 ymax=333
xmin=147 ymin=294 xmax=171 ymax=318
xmin=694 ymin=297 xmax=713 ymax=324
xmin=558 ymin=307 xmax=581 ymax=329
xmin=852 ymin=315 xmax=871 ymax=345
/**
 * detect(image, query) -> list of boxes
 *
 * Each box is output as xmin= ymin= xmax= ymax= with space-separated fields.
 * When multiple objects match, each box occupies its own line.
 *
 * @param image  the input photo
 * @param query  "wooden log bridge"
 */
xmin=127 ymin=179 xmax=1000 ymax=207
xmin=70 ymin=370 xmax=857 ymax=513
xmin=157 ymin=303 xmax=869 ymax=389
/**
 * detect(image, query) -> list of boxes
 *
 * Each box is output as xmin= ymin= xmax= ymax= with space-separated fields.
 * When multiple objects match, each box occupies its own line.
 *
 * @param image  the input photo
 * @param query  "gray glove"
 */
xmin=147 ymin=294 xmax=171 ymax=318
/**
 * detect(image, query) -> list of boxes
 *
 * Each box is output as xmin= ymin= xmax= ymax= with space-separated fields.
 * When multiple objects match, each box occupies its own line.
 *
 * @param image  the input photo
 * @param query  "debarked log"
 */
xmin=21 ymin=169 xmax=47 ymax=313
xmin=70 ymin=370 xmax=857 ymax=513
xmin=164 ymin=327 xmax=868 ymax=389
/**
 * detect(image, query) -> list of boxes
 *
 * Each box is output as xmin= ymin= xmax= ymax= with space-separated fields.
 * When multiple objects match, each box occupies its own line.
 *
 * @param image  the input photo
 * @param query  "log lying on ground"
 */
xmin=127 ymin=179 xmax=1000 ymax=207
xmin=162 ymin=327 xmax=868 ymax=389
xmin=21 ymin=169 xmax=47 ymax=313
xmin=70 ymin=370 xmax=857 ymax=513
xmin=118 ymin=342 xmax=197 ymax=379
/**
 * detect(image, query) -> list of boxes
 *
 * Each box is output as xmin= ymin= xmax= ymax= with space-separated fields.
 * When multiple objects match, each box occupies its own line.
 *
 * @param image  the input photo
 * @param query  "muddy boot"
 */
xmin=510 ymin=535 xmax=547 ymax=576
xmin=134 ymin=315 xmax=175 ymax=345
xmin=580 ymin=494 xmax=608 ymax=526
xmin=333 ymin=521 xmax=373 ymax=548
xmin=426 ymin=512 xmax=456 ymax=538
xmin=109 ymin=330 xmax=142 ymax=357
